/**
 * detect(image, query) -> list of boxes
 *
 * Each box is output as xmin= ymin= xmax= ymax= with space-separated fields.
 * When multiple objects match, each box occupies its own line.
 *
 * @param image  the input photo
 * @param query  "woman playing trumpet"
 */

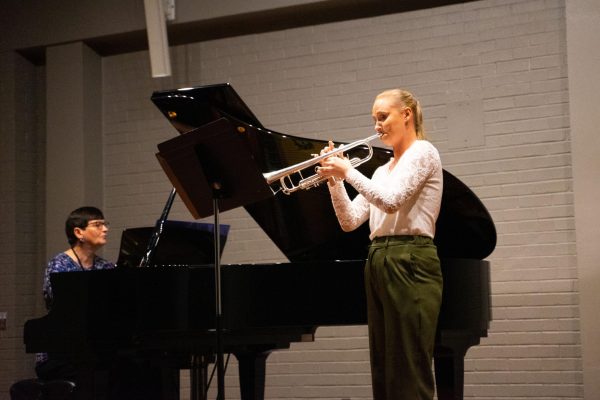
xmin=317 ymin=89 xmax=443 ymax=400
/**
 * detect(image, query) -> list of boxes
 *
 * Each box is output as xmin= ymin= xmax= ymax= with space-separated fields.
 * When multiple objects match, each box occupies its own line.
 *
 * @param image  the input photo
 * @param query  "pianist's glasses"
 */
xmin=86 ymin=221 xmax=110 ymax=229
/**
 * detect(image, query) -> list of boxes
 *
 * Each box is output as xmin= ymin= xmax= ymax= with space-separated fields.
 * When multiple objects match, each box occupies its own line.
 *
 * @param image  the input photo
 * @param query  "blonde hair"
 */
xmin=377 ymin=89 xmax=426 ymax=139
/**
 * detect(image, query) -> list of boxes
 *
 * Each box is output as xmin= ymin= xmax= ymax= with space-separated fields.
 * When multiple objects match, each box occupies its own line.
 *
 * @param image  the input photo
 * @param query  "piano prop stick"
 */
xmin=156 ymin=117 xmax=273 ymax=400
xmin=139 ymin=187 xmax=177 ymax=268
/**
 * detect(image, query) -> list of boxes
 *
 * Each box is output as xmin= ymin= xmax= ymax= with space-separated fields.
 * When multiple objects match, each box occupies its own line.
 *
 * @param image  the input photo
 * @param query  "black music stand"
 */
xmin=156 ymin=117 xmax=273 ymax=400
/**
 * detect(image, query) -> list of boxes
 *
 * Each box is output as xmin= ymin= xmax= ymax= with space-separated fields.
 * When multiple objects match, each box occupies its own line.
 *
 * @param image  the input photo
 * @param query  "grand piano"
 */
xmin=24 ymin=83 xmax=495 ymax=400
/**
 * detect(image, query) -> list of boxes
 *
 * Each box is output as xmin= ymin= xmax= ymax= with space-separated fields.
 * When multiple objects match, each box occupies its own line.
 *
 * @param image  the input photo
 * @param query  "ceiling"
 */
xmin=18 ymin=0 xmax=477 ymax=65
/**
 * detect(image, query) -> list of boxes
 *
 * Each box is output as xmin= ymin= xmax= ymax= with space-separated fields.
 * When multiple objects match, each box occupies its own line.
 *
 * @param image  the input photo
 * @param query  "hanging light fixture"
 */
xmin=143 ymin=0 xmax=172 ymax=77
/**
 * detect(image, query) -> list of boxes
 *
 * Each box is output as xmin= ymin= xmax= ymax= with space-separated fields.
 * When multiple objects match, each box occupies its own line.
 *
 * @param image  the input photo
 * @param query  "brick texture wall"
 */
xmin=0 ymin=0 xmax=580 ymax=399
xmin=0 ymin=52 xmax=46 ymax=396
xmin=99 ymin=0 xmax=580 ymax=399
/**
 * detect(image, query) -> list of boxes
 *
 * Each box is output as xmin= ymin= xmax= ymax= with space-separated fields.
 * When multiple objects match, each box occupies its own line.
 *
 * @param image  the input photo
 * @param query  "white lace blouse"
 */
xmin=328 ymin=140 xmax=443 ymax=240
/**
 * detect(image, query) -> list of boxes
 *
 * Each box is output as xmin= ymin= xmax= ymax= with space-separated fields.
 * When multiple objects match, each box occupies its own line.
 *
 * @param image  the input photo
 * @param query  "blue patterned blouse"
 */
xmin=36 ymin=252 xmax=115 ymax=365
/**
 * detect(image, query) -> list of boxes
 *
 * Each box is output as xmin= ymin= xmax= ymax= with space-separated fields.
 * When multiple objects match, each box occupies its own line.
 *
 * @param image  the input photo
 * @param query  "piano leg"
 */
xmin=235 ymin=350 xmax=272 ymax=400
xmin=434 ymin=332 xmax=480 ymax=400
xmin=190 ymin=354 xmax=211 ymax=400
xmin=434 ymin=350 xmax=464 ymax=400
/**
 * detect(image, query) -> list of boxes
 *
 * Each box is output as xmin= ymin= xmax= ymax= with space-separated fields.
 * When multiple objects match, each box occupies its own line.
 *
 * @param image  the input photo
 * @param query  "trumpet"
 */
xmin=263 ymin=133 xmax=381 ymax=195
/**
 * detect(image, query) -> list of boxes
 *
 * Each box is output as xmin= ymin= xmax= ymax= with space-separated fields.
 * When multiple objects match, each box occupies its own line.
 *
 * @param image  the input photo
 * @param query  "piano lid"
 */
xmin=151 ymin=83 xmax=264 ymax=134
xmin=151 ymin=84 xmax=496 ymax=262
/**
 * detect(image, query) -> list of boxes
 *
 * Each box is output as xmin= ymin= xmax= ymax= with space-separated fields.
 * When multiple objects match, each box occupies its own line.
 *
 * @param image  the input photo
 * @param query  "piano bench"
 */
xmin=9 ymin=378 xmax=76 ymax=400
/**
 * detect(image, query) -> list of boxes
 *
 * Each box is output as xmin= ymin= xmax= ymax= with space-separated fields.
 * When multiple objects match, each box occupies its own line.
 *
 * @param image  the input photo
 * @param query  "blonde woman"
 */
xmin=317 ymin=89 xmax=443 ymax=400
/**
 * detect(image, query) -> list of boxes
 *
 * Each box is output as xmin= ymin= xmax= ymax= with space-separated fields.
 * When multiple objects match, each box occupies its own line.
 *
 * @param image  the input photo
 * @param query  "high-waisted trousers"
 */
xmin=365 ymin=235 xmax=443 ymax=400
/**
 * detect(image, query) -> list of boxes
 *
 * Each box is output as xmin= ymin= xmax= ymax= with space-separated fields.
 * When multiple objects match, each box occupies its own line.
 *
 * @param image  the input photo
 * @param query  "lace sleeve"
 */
xmin=328 ymin=180 xmax=370 ymax=232
xmin=345 ymin=142 xmax=440 ymax=213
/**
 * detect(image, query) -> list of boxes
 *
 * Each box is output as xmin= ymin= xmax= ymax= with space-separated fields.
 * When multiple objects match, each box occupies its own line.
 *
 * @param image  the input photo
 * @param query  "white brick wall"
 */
xmin=101 ymin=0 xmax=579 ymax=398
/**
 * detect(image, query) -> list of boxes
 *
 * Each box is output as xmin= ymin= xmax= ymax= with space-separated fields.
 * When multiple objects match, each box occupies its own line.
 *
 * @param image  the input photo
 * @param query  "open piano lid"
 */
xmin=151 ymin=83 xmax=496 ymax=262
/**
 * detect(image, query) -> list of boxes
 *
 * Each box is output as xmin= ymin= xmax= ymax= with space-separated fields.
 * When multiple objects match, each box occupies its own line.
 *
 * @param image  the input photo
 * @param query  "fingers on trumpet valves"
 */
xmin=318 ymin=140 xmax=336 ymax=156
xmin=316 ymin=163 xmax=329 ymax=176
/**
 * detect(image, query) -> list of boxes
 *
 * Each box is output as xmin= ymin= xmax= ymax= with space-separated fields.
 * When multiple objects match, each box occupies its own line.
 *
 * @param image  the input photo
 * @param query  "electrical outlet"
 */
xmin=0 ymin=312 xmax=6 ymax=330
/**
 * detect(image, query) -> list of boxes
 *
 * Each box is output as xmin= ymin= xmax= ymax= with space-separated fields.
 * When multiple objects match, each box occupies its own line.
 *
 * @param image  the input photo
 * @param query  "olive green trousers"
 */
xmin=365 ymin=235 xmax=443 ymax=400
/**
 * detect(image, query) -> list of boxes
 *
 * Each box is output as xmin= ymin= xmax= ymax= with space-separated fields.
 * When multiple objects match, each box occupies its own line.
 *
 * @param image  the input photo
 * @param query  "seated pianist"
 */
xmin=33 ymin=206 xmax=175 ymax=400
